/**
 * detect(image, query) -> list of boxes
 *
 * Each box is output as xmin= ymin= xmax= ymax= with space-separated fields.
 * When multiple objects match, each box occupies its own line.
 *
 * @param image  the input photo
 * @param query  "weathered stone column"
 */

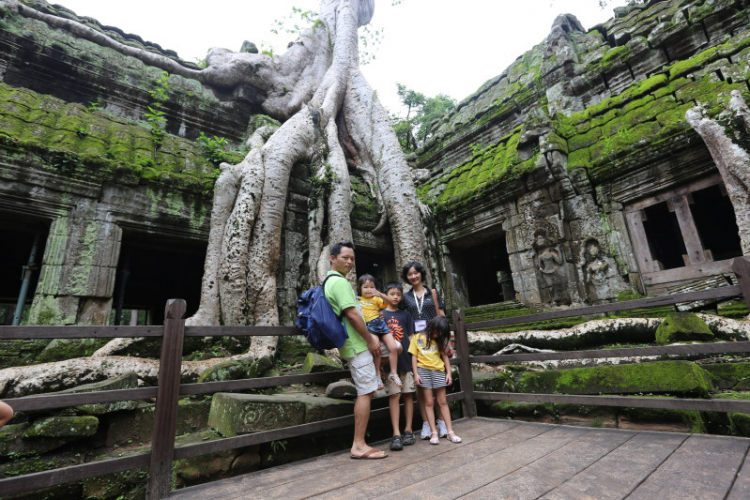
xmin=29 ymin=203 xmax=121 ymax=325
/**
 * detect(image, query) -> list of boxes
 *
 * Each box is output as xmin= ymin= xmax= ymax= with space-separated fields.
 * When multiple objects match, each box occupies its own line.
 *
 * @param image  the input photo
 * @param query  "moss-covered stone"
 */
xmin=197 ymin=360 xmax=248 ymax=383
xmin=713 ymin=392 xmax=750 ymax=437
xmin=0 ymin=423 xmax=73 ymax=458
xmin=0 ymin=338 xmax=51 ymax=369
xmin=0 ymin=81 xmax=220 ymax=194
xmin=301 ymin=352 xmax=343 ymax=374
xmin=485 ymin=401 xmax=554 ymax=420
xmin=655 ymin=312 xmax=714 ymax=345
xmin=618 ymin=404 xmax=705 ymax=433
xmin=717 ymin=300 xmax=750 ymax=319
xmin=35 ymin=338 xmax=110 ymax=362
xmin=23 ymin=416 xmax=99 ymax=439
xmin=702 ymin=363 xmax=750 ymax=391
xmin=105 ymin=400 xmax=212 ymax=447
xmin=43 ymin=372 xmax=140 ymax=415
xmin=517 ymin=360 xmax=714 ymax=397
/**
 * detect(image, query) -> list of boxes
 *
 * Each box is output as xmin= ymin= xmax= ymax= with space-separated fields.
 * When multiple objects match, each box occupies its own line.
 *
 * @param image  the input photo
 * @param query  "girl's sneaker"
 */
xmin=421 ymin=421 xmax=431 ymax=440
xmin=437 ymin=419 xmax=448 ymax=438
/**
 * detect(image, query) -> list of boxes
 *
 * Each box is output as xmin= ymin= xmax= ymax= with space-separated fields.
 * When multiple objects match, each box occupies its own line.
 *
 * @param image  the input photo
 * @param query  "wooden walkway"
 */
xmin=168 ymin=417 xmax=750 ymax=500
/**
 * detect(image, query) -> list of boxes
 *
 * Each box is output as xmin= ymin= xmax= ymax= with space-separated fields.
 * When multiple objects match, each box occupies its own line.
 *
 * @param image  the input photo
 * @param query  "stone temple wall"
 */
xmin=1 ymin=0 xmax=748 ymax=325
xmin=0 ymin=0 xmax=387 ymax=325
xmin=416 ymin=0 xmax=750 ymax=309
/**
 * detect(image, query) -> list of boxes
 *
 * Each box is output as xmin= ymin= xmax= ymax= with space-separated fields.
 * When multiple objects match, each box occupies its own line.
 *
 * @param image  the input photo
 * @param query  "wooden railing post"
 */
xmin=453 ymin=309 xmax=477 ymax=418
xmin=146 ymin=299 xmax=186 ymax=500
xmin=732 ymin=257 xmax=750 ymax=309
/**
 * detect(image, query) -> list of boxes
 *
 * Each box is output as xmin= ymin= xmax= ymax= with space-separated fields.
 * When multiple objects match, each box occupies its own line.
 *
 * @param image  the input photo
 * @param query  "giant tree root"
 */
xmin=467 ymin=314 xmax=750 ymax=356
xmin=0 ymin=352 xmax=262 ymax=398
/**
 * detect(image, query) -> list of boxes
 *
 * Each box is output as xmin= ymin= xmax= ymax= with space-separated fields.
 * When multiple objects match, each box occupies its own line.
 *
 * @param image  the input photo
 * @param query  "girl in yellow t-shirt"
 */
xmin=409 ymin=316 xmax=462 ymax=445
xmin=358 ymin=274 xmax=402 ymax=390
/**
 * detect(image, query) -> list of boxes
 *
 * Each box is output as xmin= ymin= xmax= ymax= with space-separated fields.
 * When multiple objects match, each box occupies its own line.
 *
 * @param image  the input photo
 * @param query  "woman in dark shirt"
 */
xmin=400 ymin=261 xmax=445 ymax=333
xmin=400 ymin=261 xmax=448 ymax=440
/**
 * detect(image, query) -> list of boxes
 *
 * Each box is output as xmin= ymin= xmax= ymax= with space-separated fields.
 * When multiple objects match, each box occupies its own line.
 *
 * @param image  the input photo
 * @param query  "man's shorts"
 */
xmin=346 ymin=350 xmax=379 ymax=395
xmin=385 ymin=371 xmax=416 ymax=395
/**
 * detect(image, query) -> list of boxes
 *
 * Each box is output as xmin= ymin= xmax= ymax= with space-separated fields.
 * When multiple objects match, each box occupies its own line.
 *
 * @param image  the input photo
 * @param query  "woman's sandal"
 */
xmin=388 ymin=373 xmax=403 ymax=387
xmin=429 ymin=432 xmax=439 ymax=445
xmin=446 ymin=431 xmax=462 ymax=443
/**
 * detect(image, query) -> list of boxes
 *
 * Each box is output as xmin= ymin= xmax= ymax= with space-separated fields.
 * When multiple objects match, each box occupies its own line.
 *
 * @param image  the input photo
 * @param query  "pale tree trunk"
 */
xmin=686 ymin=90 xmax=750 ymax=254
xmin=0 ymin=0 xmax=429 ymax=393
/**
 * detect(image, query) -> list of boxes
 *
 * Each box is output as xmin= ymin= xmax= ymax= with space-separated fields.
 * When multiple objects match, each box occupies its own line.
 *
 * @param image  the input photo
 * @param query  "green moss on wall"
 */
xmin=0 ymin=82 xmax=221 ymax=194
xmin=517 ymin=360 xmax=714 ymax=397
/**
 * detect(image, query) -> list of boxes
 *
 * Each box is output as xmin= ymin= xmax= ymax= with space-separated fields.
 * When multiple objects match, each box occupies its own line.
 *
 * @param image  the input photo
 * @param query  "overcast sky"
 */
xmin=54 ymin=0 xmax=627 ymax=114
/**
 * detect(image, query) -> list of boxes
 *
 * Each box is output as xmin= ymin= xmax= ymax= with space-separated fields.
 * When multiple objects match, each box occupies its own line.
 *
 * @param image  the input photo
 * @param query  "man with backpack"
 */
xmin=325 ymin=241 xmax=388 ymax=460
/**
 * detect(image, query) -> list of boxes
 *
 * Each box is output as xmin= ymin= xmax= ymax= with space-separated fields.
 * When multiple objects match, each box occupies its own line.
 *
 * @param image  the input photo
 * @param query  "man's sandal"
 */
xmin=446 ymin=431 xmax=462 ymax=443
xmin=429 ymin=432 xmax=439 ymax=445
xmin=351 ymin=448 xmax=388 ymax=459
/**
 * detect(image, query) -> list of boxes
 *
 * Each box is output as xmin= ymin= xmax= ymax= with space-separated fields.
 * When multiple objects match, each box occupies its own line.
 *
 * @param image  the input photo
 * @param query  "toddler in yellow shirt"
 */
xmin=357 ymin=274 xmax=402 ymax=389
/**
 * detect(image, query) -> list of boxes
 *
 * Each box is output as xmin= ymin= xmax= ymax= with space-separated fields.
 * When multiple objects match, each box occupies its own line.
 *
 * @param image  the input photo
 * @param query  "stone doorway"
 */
xmin=354 ymin=248 xmax=397 ymax=292
xmin=450 ymin=235 xmax=515 ymax=307
xmin=111 ymin=233 xmax=206 ymax=325
xmin=624 ymin=176 xmax=743 ymax=292
xmin=0 ymin=216 xmax=49 ymax=324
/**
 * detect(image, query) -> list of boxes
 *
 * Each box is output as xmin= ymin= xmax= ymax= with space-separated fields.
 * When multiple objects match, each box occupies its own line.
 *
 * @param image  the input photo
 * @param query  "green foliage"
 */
xmin=86 ymin=101 xmax=100 ymax=113
xmin=49 ymin=151 xmax=80 ymax=174
xmin=261 ymin=47 xmax=275 ymax=59
xmin=271 ymin=7 xmax=319 ymax=36
xmin=309 ymin=162 xmax=337 ymax=201
xmin=267 ymin=5 xmax=382 ymax=65
xmin=144 ymin=71 xmax=171 ymax=157
xmin=196 ymin=132 xmax=230 ymax=166
xmin=392 ymin=83 xmax=456 ymax=152
xmin=358 ymin=25 xmax=383 ymax=65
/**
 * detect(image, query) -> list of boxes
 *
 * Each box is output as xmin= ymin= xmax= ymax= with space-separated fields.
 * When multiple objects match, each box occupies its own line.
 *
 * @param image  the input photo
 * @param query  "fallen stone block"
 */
xmin=325 ymin=380 xmax=357 ymax=399
xmin=302 ymin=352 xmax=343 ymax=373
xmin=208 ymin=393 xmax=353 ymax=437
xmin=23 ymin=415 xmax=99 ymax=439
xmin=655 ymin=312 xmax=714 ymax=344
xmin=35 ymin=372 xmax=141 ymax=415
xmin=517 ymin=360 xmax=714 ymax=397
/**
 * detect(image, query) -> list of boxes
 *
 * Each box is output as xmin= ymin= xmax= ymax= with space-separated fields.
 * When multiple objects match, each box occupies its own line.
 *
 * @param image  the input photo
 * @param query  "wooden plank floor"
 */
xmin=169 ymin=417 xmax=750 ymax=500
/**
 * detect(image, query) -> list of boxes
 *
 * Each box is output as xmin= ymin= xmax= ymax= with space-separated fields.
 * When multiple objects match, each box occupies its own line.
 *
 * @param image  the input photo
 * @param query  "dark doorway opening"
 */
xmin=690 ymin=184 xmax=743 ymax=261
xmin=355 ymin=248 xmax=396 ymax=293
xmin=112 ymin=233 xmax=206 ymax=325
xmin=0 ymin=215 xmax=49 ymax=324
xmin=642 ymin=202 xmax=687 ymax=270
xmin=455 ymin=236 xmax=514 ymax=307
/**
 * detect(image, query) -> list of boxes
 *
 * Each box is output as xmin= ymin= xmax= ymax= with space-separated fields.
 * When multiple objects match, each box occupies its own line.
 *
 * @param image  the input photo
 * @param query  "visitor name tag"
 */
xmin=414 ymin=320 xmax=427 ymax=332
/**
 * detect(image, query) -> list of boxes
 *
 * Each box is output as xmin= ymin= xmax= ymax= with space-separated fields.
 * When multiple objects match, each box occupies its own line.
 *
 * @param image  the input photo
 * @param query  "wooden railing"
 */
xmin=453 ymin=257 xmax=750 ymax=426
xmin=0 ymin=299 xmax=463 ymax=499
xmin=1 ymin=257 xmax=750 ymax=497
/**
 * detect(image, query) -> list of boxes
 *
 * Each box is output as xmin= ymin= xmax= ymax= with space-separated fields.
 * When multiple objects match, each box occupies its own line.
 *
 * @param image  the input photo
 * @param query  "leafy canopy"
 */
xmin=393 ymin=83 xmax=456 ymax=152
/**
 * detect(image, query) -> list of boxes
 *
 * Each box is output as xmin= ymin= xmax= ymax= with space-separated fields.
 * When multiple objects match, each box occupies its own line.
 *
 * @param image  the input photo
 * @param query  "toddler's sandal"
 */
xmin=429 ymin=432 xmax=439 ymax=445
xmin=388 ymin=373 xmax=402 ymax=387
xmin=447 ymin=431 xmax=462 ymax=443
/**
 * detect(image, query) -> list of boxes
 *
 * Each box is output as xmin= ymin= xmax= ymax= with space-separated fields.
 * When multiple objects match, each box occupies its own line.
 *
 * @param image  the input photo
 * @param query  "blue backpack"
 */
xmin=296 ymin=274 xmax=349 ymax=350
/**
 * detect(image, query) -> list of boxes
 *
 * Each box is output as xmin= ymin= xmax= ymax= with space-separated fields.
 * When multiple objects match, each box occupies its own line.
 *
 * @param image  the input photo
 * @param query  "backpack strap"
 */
xmin=321 ymin=273 xmax=345 ymax=321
